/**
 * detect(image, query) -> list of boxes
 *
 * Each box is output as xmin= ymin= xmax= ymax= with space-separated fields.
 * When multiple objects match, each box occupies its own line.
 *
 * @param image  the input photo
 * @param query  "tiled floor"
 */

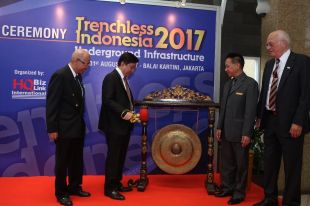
xmin=278 ymin=194 xmax=310 ymax=205
xmin=301 ymin=195 xmax=310 ymax=206
xmin=253 ymin=175 xmax=310 ymax=206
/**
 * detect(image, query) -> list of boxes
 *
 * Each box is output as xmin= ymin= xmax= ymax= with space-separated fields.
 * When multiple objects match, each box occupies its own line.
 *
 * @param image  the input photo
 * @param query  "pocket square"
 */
xmin=235 ymin=92 xmax=244 ymax=96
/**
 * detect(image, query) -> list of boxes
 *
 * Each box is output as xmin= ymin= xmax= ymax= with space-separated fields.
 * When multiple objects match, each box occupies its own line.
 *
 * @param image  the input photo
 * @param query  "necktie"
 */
xmin=268 ymin=59 xmax=280 ymax=111
xmin=123 ymin=77 xmax=133 ymax=110
xmin=230 ymin=78 xmax=237 ymax=92
xmin=75 ymin=75 xmax=84 ymax=96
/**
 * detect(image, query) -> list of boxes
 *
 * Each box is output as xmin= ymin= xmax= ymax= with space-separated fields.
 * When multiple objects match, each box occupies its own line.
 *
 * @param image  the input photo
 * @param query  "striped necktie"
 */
xmin=123 ymin=77 xmax=133 ymax=110
xmin=268 ymin=59 xmax=280 ymax=111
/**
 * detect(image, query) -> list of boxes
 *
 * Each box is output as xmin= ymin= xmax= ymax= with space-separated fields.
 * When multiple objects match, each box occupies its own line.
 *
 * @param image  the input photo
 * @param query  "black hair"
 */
xmin=225 ymin=52 xmax=245 ymax=69
xmin=117 ymin=52 xmax=139 ymax=66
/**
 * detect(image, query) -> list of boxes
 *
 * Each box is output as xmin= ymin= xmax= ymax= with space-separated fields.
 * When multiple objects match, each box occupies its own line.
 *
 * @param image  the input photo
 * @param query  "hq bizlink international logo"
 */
xmin=12 ymin=69 xmax=47 ymax=99
xmin=12 ymin=78 xmax=47 ymax=99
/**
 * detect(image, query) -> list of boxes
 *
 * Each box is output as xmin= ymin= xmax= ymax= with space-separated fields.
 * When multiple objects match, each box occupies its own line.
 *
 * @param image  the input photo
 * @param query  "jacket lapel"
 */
xmin=66 ymin=66 xmax=83 ymax=99
xmin=113 ymin=69 xmax=127 ymax=93
xmin=278 ymin=52 xmax=295 ymax=91
xmin=263 ymin=60 xmax=274 ymax=98
xmin=73 ymin=76 xmax=83 ymax=99
xmin=223 ymin=80 xmax=231 ymax=100
xmin=78 ymin=75 xmax=85 ymax=99
xmin=229 ymin=72 xmax=246 ymax=94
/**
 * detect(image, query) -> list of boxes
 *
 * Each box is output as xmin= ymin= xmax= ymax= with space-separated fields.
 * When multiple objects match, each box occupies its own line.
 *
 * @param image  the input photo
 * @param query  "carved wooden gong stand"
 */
xmin=128 ymin=85 xmax=219 ymax=194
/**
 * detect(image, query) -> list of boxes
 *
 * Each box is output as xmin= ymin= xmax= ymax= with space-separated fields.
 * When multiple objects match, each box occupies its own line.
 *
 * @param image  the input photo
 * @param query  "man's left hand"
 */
xmin=290 ymin=123 xmax=302 ymax=138
xmin=241 ymin=136 xmax=250 ymax=148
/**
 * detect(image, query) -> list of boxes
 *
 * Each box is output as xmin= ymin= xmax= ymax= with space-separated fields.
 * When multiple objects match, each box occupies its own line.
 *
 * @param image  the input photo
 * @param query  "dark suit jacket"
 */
xmin=46 ymin=65 xmax=85 ymax=138
xmin=217 ymin=72 xmax=259 ymax=142
xmin=98 ymin=69 xmax=134 ymax=135
xmin=257 ymin=52 xmax=310 ymax=137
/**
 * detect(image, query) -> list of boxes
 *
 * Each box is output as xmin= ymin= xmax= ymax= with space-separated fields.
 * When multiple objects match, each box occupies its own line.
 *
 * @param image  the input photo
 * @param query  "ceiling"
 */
xmin=0 ymin=0 xmax=22 ymax=8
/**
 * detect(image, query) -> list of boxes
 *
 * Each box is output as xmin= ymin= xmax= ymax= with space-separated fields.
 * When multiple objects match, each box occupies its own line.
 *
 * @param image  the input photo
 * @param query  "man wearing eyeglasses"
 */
xmin=254 ymin=30 xmax=310 ymax=206
xmin=98 ymin=52 xmax=139 ymax=200
xmin=46 ymin=49 xmax=91 ymax=206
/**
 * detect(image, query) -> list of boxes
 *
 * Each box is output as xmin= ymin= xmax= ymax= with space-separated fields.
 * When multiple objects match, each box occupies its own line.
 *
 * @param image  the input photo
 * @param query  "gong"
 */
xmin=151 ymin=124 xmax=202 ymax=174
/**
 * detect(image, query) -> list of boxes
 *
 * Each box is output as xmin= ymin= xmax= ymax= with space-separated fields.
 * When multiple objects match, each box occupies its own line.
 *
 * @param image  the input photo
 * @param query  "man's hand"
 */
xmin=290 ymin=123 xmax=302 ymax=138
xmin=216 ymin=129 xmax=222 ymax=141
xmin=48 ymin=132 xmax=58 ymax=141
xmin=255 ymin=118 xmax=261 ymax=129
xmin=122 ymin=111 xmax=134 ymax=121
xmin=241 ymin=136 xmax=250 ymax=148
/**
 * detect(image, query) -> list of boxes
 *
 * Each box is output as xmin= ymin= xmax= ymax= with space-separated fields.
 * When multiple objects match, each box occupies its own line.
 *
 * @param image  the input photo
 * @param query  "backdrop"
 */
xmin=0 ymin=0 xmax=219 ymax=176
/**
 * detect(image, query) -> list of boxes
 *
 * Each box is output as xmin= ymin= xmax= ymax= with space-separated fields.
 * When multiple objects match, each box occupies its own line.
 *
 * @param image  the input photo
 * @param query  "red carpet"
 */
xmin=0 ymin=174 xmax=264 ymax=206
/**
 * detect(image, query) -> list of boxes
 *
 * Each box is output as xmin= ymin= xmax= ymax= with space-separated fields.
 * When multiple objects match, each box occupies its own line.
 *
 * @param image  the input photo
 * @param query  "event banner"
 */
xmin=0 ymin=0 xmax=218 ymax=176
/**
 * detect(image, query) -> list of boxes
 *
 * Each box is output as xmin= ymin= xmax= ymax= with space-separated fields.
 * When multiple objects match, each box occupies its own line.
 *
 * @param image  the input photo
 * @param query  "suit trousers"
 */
xmin=263 ymin=113 xmax=304 ymax=206
xmin=55 ymin=138 xmax=84 ymax=197
xmin=220 ymin=138 xmax=249 ymax=199
xmin=104 ymin=132 xmax=131 ymax=192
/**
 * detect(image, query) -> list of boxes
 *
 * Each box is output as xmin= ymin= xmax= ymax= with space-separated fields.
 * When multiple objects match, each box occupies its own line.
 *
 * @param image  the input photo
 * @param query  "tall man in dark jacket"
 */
xmin=98 ymin=52 xmax=139 ymax=200
xmin=46 ymin=49 xmax=91 ymax=206
xmin=215 ymin=53 xmax=259 ymax=205
xmin=254 ymin=30 xmax=310 ymax=206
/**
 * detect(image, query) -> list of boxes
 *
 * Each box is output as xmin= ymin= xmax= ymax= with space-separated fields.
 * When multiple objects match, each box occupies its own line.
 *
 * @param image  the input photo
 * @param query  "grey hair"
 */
xmin=277 ymin=30 xmax=291 ymax=46
xmin=71 ymin=49 xmax=89 ymax=61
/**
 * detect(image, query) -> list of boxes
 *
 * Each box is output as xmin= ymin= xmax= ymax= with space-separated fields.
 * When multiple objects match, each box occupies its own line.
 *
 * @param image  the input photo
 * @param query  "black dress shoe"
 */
xmin=68 ymin=188 xmax=91 ymax=197
xmin=228 ymin=197 xmax=244 ymax=205
xmin=57 ymin=196 xmax=72 ymax=206
xmin=215 ymin=190 xmax=233 ymax=197
xmin=118 ymin=185 xmax=133 ymax=192
xmin=105 ymin=190 xmax=125 ymax=200
xmin=214 ymin=189 xmax=222 ymax=195
xmin=253 ymin=198 xmax=278 ymax=206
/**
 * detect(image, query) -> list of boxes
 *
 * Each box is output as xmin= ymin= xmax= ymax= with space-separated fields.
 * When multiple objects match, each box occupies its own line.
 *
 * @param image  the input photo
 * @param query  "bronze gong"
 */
xmin=151 ymin=124 xmax=202 ymax=174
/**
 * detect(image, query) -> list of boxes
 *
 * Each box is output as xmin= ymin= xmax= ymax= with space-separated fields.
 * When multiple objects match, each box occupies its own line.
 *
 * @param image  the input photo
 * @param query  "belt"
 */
xmin=266 ymin=110 xmax=277 ymax=116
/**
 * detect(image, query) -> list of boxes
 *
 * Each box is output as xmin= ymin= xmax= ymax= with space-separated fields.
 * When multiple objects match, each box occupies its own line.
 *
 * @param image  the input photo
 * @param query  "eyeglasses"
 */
xmin=78 ymin=58 xmax=90 ymax=66
xmin=266 ymin=40 xmax=281 ymax=49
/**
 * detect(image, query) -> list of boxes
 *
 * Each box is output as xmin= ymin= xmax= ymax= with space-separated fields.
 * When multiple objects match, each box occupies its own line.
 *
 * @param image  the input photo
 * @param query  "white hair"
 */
xmin=277 ymin=30 xmax=291 ymax=46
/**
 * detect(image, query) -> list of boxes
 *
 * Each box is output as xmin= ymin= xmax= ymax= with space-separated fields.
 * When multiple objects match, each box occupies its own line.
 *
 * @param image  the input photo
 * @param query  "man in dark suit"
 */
xmin=254 ymin=30 xmax=310 ymax=206
xmin=46 ymin=49 xmax=91 ymax=206
xmin=215 ymin=53 xmax=259 ymax=205
xmin=98 ymin=52 xmax=139 ymax=200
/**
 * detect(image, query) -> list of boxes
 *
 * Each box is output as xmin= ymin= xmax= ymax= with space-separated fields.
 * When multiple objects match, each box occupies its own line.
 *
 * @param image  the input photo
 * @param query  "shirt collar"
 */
xmin=116 ymin=67 xmax=125 ymax=79
xmin=278 ymin=49 xmax=291 ymax=64
xmin=68 ymin=63 xmax=78 ymax=78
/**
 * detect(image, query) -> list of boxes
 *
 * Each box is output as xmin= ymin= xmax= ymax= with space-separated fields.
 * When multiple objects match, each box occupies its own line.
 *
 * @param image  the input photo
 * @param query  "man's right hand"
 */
xmin=255 ymin=118 xmax=261 ymax=129
xmin=216 ymin=129 xmax=222 ymax=141
xmin=122 ymin=111 xmax=133 ymax=121
xmin=48 ymin=132 xmax=58 ymax=141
